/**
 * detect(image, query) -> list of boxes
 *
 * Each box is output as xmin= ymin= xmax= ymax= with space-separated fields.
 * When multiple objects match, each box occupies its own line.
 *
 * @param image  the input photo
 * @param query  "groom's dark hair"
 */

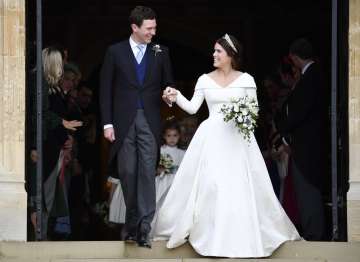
xmin=129 ymin=6 xmax=157 ymax=27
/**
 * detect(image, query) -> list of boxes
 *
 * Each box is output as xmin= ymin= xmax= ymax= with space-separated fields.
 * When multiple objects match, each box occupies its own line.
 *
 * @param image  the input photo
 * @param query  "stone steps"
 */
xmin=0 ymin=241 xmax=359 ymax=262
xmin=0 ymin=259 xmax=334 ymax=262
xmin=0 ymin=259 xmax=342 ymax=262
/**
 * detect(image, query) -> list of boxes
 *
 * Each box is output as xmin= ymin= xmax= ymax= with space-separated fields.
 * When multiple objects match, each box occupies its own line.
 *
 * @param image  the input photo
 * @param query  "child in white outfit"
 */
xmin=150 ymin=119 xmax=185 ymax=237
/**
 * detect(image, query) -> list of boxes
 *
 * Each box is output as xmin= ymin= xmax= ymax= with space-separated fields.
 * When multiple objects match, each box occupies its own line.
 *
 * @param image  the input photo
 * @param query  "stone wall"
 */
xmin=348 ymin=0 xmax=360 ymax=242
xmin=0 ymin=0 xmax=26 ymax=241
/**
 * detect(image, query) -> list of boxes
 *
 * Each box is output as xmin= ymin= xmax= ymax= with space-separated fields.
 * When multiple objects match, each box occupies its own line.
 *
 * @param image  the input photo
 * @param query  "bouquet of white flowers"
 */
xmin=220 ymin=96 xmax=259 ymax=142
xmin=158 ymin=153 xmax=174 ymax=174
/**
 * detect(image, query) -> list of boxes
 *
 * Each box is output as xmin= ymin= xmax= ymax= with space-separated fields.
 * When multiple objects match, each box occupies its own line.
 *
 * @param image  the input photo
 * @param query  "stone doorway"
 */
xmin=24 ymin=0 xmax=348 ymax=242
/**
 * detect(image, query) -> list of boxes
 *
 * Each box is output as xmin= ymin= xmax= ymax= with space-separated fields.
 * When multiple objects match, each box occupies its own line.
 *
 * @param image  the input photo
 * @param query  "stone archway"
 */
xmin=1 ymin=0 xmax=360 ymax=242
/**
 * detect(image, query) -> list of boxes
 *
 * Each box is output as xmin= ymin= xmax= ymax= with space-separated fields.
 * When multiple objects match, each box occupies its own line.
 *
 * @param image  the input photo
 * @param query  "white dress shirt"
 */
xmin=301 ymin=61 xmax=314 ymax=75
xmin=129 ymin=36 xmax=147 ymax=62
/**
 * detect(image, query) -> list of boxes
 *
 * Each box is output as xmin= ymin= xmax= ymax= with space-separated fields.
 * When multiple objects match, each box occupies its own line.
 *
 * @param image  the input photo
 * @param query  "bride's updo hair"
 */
xmin=216 ymin=34 xmax=243 ymax=70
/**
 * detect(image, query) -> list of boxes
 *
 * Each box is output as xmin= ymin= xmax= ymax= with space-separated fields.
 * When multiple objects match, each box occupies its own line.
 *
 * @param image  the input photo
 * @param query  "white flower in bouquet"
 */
xmin=236 ymin=115 xmax=243 ymax=123
xmin=234 ymin=104 xmax=240 ymax=113
xmin=220 ymin=95 xmax=259 ymax=142
xmin=159 ymin=153 xmax=174 ymax=174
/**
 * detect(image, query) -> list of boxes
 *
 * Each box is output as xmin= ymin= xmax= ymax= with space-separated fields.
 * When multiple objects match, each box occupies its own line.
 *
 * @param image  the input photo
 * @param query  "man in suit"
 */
xmin=273 ymin=38 xmax=327 ymax=240
xmin=100 ymin=6 xmax=174 ymax=248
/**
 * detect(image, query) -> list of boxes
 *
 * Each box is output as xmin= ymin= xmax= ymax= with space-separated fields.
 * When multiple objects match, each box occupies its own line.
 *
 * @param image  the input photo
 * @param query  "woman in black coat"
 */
xmin=28 ymin=47 xmax=82 ymax=239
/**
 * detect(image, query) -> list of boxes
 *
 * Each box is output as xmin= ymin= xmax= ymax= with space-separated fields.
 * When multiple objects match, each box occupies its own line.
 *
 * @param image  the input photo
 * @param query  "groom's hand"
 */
xmin=163 ymin=87 xmax=177 ymax=106
xmin=104 ymin=127 xmax=116 ymax=142
xmin=162 ymin=87 xmax=174 ymax=106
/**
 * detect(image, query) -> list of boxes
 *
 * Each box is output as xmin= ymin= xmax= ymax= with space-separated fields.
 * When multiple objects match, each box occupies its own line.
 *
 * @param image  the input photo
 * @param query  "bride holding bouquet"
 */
xmin=152 ymin=34 xmax=301 ymax=258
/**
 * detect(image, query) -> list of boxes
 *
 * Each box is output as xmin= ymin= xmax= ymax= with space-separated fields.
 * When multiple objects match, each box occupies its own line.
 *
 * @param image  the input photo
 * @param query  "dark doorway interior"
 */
xmin=25 ymin=0 xmax=348 ymax=241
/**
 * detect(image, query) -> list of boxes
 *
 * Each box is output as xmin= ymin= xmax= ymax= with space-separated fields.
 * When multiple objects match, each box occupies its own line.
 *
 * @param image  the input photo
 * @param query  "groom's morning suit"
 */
xmin=100 ymin=37 xmax=174 ymax=235
xmin=276 ymin=62 xmax=327 ymax=240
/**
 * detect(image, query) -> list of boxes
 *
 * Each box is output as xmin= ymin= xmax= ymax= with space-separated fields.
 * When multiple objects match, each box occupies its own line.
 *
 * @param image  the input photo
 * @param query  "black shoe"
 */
xmin=124 ymin=233 xmax=137 ymax=243
xmin=137 ymin=232 xmax=151 ymax=248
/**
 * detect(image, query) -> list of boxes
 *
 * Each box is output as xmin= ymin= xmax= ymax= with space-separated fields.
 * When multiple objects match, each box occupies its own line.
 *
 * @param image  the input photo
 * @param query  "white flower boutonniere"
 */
xmin=152 ymin=44 xmax=162 ymax=56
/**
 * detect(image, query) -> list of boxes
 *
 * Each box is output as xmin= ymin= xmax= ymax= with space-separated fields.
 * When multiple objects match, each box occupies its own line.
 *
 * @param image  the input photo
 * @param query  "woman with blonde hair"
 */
xmin=42 ymin=47 xmax=63 ymax=86
xmin=28 ymin=46 xmax=82 ymax=240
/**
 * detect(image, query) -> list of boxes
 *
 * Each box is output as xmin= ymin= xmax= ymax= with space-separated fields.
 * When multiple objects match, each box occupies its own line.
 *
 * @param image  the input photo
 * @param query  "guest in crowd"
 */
xmin=273 ymin=38 xmax=327 ymax=240
xmin=28 ymin=46 xmax=82 ymax=240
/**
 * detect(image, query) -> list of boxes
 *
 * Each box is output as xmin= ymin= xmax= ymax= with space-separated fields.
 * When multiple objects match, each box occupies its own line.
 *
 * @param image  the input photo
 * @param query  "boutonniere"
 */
xmin=152 ymin=44 xmax=162 ymax=56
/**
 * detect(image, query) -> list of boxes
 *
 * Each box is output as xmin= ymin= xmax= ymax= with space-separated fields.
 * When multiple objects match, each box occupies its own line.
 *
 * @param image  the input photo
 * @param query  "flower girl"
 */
xmin=150 ymin=118 xmax=185 ymax=237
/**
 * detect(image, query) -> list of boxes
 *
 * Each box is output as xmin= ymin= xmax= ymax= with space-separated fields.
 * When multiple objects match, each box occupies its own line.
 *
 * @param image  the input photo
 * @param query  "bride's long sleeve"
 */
xmin=245 ymin=76 xmax=258 ymax=106
xmin=175 ymin=79 xmax=205 ymax=115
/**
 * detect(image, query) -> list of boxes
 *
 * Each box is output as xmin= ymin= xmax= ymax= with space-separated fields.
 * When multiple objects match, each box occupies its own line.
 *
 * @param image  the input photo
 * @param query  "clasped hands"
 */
xmin=162 ymin=86 xmax=178 ymax=107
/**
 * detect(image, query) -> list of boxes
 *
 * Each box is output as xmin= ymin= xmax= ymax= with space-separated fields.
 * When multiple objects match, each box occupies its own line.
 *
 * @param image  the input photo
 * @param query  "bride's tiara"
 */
xmin=223 ymin=33 xmax=238 ymax=53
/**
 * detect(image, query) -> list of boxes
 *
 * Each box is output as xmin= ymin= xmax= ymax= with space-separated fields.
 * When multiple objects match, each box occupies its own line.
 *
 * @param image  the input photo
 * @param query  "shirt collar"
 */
xmin=302 ymin=61 xmax=314 ymax=75
xmin=129 ymin=36 xmax=147 ymax=51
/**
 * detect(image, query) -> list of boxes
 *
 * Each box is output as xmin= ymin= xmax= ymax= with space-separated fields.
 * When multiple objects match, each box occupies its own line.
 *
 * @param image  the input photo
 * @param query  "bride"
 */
xmin=152 ymin=34 xmax=301 ymax=258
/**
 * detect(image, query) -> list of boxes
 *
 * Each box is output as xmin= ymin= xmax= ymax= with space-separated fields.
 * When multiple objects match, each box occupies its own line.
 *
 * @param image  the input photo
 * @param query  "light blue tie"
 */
xmin=135 ymin=44 xmax=145 ymax=64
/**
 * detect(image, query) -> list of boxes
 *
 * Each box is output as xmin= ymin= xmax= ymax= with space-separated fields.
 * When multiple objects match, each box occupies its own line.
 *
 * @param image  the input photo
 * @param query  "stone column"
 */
xmin=0 ymin=0 xmax=27 ymax=241
xmin=348 ymin=0 xmax=360 ymax=242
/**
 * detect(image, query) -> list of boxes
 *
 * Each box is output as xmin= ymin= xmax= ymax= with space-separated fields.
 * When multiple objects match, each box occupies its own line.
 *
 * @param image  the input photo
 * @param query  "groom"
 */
xmin=100 ymin=6 xmax=174 ymax=247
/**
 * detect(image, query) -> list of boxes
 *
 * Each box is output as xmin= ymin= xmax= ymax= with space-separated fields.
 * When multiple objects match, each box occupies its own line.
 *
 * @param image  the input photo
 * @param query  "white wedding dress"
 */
xmin=152 ymin=73 xmax=301 ymax=258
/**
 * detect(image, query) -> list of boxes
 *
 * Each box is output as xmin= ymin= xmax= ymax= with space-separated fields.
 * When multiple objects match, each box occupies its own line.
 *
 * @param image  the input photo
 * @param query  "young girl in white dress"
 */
xmin=150 ymin=119 xmax=185 ymax=237
xmin=108 ymin=120 xmax=185 ymax=229
xmin=153 ymin=34 xmax=301 ymax=258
